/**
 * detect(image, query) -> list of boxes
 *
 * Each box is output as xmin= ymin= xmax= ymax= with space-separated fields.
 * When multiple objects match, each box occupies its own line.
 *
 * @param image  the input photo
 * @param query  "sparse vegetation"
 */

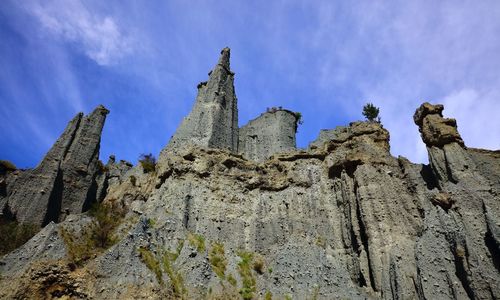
xmin=139 ymin=247 xmax=163 ymax=284
xmin=0 ymin=219 xmax=38 ymax=256
xmin=294 ymin=112 xmax=304 ymax=132
xmin=88 ymin=202 xmax=124 ymax=248
xmin=362 ymin=103 xmax=380 ymax=122
xmin=227 ymin=274 xmax=237 ymax=286
xmin=138 ymin=241 xmax=187 ymax=299
xmin=139 ymin=153 xmax=156 ymax=173
xmin=315 ymin=236 xmax=326 ymax=248
xmin=162 ymin=250 xmax=187 ymax=298
xmin=208 ymin=242 xmax=227 ymax=279
xmin=265 ymin=291 xmax=273 ymax=300
xmin=60 ymin=202 xmax=125 ymax=268
xmin=237 ymin=250 xmax=256 ymax=300
xmin=187 ymin=233 xmax=206 ymax=253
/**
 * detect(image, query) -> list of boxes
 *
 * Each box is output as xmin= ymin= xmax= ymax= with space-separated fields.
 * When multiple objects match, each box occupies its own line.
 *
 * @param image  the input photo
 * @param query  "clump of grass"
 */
xmin=265 ymin=291 xmax=273 ymax=300
xmin=162 ymin=250 xmax=187 ymax=298
xmin=237 ymin=250 xmax=256 ymax=300
xmin=0 ymin=219 xmax=38 ymax=256
xmin=139 ymin=247 xmax=163 ymax=284
xmin=187 ymin=233 xmax=206 ymax=253
xmin=139 ymin=153 xmax=156 ymax=173
xmin=227 ymin=274 xmax=237 ymax=286
xmin=138 ymin=241 xmax=187 ymax=299
xmin=315 ymin=236 xmax=326 ymax=248
xmin=208 ymin=242 xmax=227 ymax=279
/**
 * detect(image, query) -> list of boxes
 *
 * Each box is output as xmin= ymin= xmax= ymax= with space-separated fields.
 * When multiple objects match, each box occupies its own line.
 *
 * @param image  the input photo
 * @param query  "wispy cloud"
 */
xmin=21 ymin=0 xmax=133 ymax=65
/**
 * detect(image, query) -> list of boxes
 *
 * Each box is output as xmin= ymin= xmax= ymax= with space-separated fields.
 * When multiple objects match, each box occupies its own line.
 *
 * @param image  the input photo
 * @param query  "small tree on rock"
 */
xmin=362 ymin=103 xmax=380 ymax=122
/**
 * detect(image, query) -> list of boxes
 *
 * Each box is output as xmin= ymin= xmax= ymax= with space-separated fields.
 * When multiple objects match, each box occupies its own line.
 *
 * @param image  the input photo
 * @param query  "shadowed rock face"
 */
xmin=2 ymin=105 xmax=109 ymax=226
xmin=162 ymin=47 xmax=239 ymax=156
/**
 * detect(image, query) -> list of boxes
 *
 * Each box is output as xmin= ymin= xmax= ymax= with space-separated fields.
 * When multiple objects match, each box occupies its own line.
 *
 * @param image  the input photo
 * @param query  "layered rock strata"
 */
xmin=0 ymin=105 xmax=109 ymax=226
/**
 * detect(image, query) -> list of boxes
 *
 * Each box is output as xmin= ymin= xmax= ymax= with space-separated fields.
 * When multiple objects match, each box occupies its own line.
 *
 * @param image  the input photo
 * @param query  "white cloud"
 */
xmin=22 ymin=0 xmax=133 ymax=65
xmin=441 ymin=88 xmax=500 ymax=151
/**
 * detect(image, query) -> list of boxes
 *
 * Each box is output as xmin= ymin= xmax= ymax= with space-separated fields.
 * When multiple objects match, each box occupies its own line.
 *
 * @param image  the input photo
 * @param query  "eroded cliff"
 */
xmin=0 ymin=102 xmax=498 ymax=299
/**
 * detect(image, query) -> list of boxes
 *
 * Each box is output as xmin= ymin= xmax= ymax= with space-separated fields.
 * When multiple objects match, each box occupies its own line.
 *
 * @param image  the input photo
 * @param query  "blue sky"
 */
xmin=1 ymin=0 xmax=499 ymax=168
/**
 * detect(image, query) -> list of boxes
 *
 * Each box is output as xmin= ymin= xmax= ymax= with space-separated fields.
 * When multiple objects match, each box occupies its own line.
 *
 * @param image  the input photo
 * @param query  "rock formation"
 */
xmin=0 ymin=50 xmax=498 ymax=300
xmin=238 ymin=109 xmax=298 ymax=161
xmin=162 ymin=47 xmax=239 ymax=155
xmin=0 ymin=105 xmax=109 ymax=227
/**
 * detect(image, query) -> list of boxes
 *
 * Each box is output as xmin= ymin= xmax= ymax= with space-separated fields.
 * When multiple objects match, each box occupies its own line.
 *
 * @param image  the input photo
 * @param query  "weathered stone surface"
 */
xmin=1 ymin=110 xmax=499 ymax=299
xmin=1 ymin=44 xmax=499 ymax=300
xmin=238 ymin=109 xmax=297 ymax=161
xmin=59 ymin=105 xmax=109 ymax=221
xmin=2 ymin=105 xmax=108 ymax=226
xmin=162 ymin=48 xmax=238 ymax=156
xmin=414 ymin=102 xmax=464 ymax=147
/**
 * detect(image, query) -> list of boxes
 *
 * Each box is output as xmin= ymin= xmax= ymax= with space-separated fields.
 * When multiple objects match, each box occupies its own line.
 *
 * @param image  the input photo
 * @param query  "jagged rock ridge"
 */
xmin=0 ymin=106 xmax=110 ymax=227
xmin=0 ymin=49 xmax=498 ymax=300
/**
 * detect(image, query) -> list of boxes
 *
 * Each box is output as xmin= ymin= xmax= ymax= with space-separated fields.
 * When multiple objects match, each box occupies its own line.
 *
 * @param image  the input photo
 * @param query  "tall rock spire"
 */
xmin=3 ymin=105 xmax=109 ymax=226
xmin=162 ymin=47 xmax=238 ymax=155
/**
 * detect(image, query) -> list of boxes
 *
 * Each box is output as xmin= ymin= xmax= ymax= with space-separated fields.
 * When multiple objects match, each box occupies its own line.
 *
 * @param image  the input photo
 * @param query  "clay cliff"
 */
xmin=0 ymin=49 xmax=498 ymax=300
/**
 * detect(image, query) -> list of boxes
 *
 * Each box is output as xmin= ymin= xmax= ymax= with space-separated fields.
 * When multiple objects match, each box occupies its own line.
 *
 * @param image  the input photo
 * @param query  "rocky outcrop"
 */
xmin=0 ymin=47 xmax=498 ymax=299
xmin=2 ymin=102 xmax=497 ymax=299
xmin=238 ymin=109 xmax=298 ymax=161
xmin=413 ymin=102 xmax=500 ymax=299
xmin=162 ymin=48 xmax=239 ymax=155
xmin=1 ymin=105 xmax=109 ymax=226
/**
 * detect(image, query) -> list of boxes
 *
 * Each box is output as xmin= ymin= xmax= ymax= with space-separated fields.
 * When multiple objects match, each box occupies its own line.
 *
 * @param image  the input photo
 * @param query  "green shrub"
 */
xmin=208 ymin=242 xmax=227 ymax=279
xmin=139 ymin=153 xmax=156 ymax=173
xmin=0 ymin=219 xmax=38 ymax=256
xmin=362 ymin=103 xmax=380 ymax=122
xmin=294 ymin=112 xmax=304 ymax=132
xmin=88 ymin=202 xmax=124 ymax=249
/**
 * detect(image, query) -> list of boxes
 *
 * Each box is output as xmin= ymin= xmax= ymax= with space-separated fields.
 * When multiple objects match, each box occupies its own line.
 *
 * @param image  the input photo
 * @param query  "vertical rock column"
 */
xmin=413 ymin=102 xmax=500 ymax=299
xmin=3 ymin=105 xmax=109 ymax=227
xmin=162 ymin=48 xmax=238 ymax=155
xmin=59 ymin=105 xmax=109 ymax=221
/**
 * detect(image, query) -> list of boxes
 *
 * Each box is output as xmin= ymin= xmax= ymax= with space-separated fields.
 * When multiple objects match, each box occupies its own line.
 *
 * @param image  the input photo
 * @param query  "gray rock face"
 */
xmin=1 ymin=57 xmax=498 ymax=300
xmin=162 ymin=48 xmax=238 ymax=156
xmin=2 ymin=105 xmax=109 ymax=226
xmin=238 ymin=109 xmax=297 ymax=161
